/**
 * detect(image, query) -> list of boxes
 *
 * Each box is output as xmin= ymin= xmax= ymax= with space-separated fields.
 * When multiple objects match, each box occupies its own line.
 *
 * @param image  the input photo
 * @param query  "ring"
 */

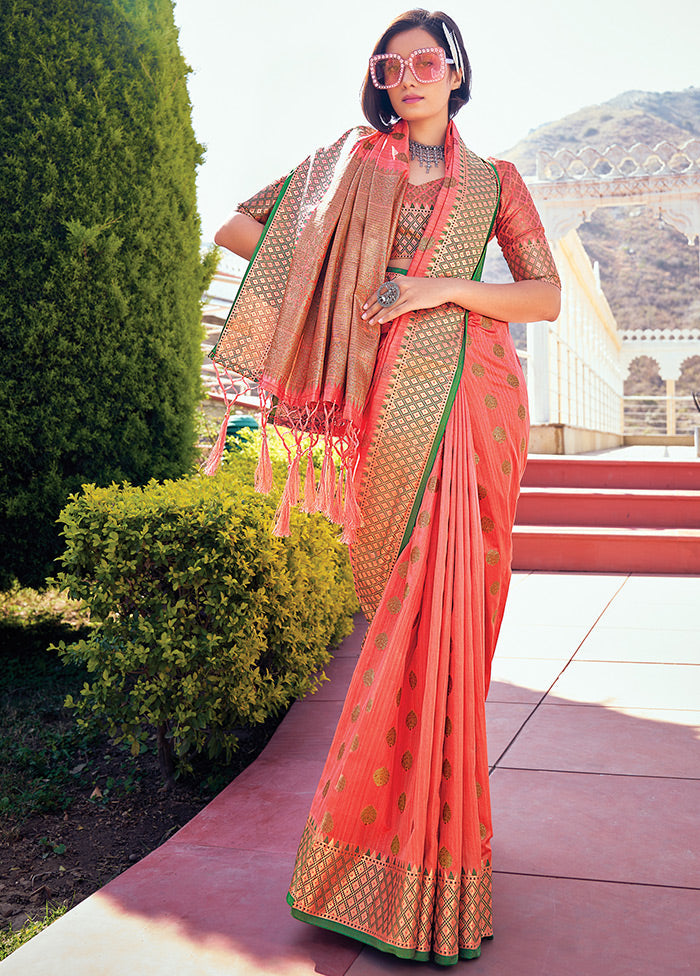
xmin=377 ymin=281 xmax=400 ymax=307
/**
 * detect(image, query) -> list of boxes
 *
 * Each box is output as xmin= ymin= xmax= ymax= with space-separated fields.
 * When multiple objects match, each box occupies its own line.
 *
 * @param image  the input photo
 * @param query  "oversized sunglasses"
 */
xmin=369 ymin=47 xmax=454 ymax=90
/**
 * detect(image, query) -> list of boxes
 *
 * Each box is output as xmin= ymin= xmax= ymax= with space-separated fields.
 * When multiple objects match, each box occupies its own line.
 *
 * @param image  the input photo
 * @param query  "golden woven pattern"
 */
xmin=390 ymin=178 xmax=442 ymax=260
xmin=213 ymin=127 xmax=376 ymax=380
xmin=289 ymin=815 xmax=493 ymax=958
xmin=236 ymin=175 xmax=288 ymax=223
xmin=493 ymin=159 xmax=561 ymax=288
xmin=353 ymin=143 xmax=500 ymax=615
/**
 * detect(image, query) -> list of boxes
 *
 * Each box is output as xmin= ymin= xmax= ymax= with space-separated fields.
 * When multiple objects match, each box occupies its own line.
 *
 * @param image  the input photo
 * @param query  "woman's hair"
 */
xmin=360 ymin=9 xmax=471 ymax=133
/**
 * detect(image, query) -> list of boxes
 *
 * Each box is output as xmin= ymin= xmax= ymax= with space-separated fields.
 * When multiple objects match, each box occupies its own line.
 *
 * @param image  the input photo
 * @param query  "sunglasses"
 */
xmin=369 ymin=47 xmax=455 ymax=90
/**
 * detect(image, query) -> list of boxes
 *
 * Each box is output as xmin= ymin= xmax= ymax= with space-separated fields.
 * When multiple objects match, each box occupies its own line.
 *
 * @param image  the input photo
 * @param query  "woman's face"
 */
xmin=384 ymin=27 xmax=461 ymax=131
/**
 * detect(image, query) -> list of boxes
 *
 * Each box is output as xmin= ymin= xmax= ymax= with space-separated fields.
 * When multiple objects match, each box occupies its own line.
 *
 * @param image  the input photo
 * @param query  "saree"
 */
xmin=211 ymin=122 xmax=559 ymax=964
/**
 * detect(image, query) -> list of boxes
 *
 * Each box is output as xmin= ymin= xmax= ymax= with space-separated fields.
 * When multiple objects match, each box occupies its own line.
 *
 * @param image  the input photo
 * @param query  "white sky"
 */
xmin=172 ymin=0 xmax=699 ymax=247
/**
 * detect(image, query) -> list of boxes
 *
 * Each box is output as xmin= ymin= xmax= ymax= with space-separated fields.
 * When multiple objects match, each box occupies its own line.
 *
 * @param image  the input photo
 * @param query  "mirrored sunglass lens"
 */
xmin=375 ymin=57 xmax=402 ymax=87
xmin=411 ymin=51 xmax=442 ymax=81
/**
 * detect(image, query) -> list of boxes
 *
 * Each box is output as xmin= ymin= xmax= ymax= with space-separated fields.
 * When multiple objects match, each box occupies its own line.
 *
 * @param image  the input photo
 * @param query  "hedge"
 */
xmin=52 ymin=437 xmax=358 ymax=785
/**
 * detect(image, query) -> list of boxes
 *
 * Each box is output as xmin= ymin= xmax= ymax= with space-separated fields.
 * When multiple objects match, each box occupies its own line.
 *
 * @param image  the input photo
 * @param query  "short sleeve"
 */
xmin=236 ymin=174 xmax=289 ymax=224
xmin=490 ymin=159 xmax=561 ymax=289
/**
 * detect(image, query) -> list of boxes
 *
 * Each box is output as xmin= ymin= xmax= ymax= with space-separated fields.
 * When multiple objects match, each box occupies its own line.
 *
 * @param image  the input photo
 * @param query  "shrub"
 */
xmin=0 ymin=0 xmax=215 ymax=587
xmin=52 ymin=452 xmax=358 ymax=786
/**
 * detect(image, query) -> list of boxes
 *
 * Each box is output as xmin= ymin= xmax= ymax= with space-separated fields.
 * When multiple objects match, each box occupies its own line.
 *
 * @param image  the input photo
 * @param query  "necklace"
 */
xmin=409 ymin=140 xmax=445 ymax=175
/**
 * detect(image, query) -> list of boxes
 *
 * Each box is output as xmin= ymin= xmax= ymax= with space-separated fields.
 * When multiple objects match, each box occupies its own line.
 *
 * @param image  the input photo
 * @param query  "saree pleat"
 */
xmin=287 ymin=316 xmax=529 ymax=964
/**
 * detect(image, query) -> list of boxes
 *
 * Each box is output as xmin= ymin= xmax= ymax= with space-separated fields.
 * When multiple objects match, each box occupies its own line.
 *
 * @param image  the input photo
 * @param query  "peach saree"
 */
xmin=211 ymin=122 xmax=559 ymax=964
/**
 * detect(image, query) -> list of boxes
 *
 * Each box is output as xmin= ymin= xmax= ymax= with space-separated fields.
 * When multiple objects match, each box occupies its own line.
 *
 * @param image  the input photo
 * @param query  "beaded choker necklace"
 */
xmin=409 ymin=139 xmax=445 ymax=174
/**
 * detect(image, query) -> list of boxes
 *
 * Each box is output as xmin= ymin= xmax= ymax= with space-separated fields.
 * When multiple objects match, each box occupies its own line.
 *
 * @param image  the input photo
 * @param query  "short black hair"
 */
xmin=360 ymin=9 xmax=471 ymax=133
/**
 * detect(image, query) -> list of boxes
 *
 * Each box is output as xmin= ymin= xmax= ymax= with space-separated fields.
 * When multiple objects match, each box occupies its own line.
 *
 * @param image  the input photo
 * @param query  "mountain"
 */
xmin=497 ymin=88 xmax=700 ymax=393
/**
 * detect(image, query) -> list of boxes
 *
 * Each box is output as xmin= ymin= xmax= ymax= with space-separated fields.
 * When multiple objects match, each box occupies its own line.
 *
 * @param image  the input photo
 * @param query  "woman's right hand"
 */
xmin=214 ymin=212 xmax=264 ymax=261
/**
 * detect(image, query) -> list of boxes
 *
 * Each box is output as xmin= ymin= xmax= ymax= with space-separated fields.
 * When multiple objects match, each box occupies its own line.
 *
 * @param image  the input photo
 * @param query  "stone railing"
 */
xmin=536 ymin=139 xmax=700 ymax=182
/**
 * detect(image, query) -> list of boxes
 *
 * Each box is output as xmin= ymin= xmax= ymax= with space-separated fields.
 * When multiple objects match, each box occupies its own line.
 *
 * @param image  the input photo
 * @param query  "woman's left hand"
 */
xmin=361 ymin=276 xmax=454 ymax=326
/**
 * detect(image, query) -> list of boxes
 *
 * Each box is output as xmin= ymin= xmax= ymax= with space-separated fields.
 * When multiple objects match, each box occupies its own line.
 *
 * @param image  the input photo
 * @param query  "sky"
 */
xmin=172 ymin=0 xmax=699 ymax=250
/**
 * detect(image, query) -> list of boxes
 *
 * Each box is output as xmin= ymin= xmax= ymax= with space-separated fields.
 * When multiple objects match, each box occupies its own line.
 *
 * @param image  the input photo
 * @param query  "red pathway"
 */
xmin=2 ymin=571 xmax=699 ymax=975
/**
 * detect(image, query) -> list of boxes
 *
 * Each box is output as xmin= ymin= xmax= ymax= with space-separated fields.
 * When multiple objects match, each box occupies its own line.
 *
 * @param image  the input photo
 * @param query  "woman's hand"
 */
xmin=362 ymin=276 xmax=452 ymax=326
xmin=362 ymin=275 xmax=561 ymax=325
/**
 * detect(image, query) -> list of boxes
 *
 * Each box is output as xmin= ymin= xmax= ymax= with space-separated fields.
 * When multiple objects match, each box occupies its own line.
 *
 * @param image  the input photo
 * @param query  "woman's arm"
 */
xmin=362 ymin=276 xmax=561 ymax=326
xmin=214 ymin=211 xmax=264 ymax=261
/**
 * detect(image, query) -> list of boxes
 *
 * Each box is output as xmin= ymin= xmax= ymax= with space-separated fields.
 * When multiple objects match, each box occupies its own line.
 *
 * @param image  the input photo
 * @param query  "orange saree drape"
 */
xmin=286 ymin=312 xmax=529 ymax=964
xmin=212 ymin=122 xmax=559 ymax=965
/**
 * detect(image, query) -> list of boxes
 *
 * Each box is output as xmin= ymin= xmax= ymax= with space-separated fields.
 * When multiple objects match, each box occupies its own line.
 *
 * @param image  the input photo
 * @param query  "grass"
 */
xmin=0 ymin=903 xmax=70 ymax=962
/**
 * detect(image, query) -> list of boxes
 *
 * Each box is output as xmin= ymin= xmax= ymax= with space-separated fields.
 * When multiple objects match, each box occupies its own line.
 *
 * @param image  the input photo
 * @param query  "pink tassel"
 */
xmin=272 ymin=493 xmax=291 ymax=537
xmin=344 ymin=467 xmax=361 ymax=526
xmin=203 ymin=404 xmax=232 ymax=476
xmin=317 ymin=444 xmax=336 ymax=516
xmin=302 ymin=452 xmax=317 ymax=513
xmin=255 ymin=426 xmax=273 ymax=493
xmin=287 ymin=453 xmax=300 ymax=508
xmin=330 ymin=467 xmax=344 ymax=524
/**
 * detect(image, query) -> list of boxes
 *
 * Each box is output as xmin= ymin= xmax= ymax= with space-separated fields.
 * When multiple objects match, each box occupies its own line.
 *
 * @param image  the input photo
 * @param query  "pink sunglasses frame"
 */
xmin=369 ymin=46 xmax=454 ymax=90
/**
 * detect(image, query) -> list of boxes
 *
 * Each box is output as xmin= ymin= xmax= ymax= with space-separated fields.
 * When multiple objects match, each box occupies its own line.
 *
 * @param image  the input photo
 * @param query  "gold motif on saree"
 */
xmin=360 ymin=805 xmax=377 ymax=825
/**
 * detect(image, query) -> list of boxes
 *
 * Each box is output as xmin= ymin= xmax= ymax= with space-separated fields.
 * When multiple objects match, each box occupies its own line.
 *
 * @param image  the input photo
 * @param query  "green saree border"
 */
xmin=397 ymin=162 xmax=502 ymax=556
xmin=287 ymin=893 xmax=487 ymax=966
xmin=210 ymin=169 xmax=295 ymax=359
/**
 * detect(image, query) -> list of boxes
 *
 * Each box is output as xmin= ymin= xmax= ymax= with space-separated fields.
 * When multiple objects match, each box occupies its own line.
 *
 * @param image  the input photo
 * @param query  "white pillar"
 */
xmin=527 ymin=321 xmax=551 ymax=424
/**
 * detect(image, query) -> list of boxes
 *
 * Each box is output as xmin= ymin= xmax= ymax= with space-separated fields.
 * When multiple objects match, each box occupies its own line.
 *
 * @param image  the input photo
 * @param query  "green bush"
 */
xmin=0 ymin=0 xmax=216 ymax=587
xmin=52 ymin=446 xmax=358 ymax=786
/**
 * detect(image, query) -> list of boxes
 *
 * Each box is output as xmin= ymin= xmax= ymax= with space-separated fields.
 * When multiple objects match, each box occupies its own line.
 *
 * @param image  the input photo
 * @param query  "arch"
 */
xmin=528 ymin=140 xmax=700 ymax=272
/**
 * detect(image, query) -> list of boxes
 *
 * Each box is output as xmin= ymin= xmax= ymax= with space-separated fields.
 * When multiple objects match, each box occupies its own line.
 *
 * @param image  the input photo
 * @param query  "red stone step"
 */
xmin=516 ymin=487 xmax=700 ymax=529
xmin=512 ymin=525 xmax=700 ymax=574
xmin=522 ymin=458 xmax=700 ymax=491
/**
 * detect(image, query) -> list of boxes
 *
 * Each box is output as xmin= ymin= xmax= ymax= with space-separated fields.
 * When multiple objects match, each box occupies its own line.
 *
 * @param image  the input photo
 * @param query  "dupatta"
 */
xmin=208 ymin=121 xmax=500 ymax=616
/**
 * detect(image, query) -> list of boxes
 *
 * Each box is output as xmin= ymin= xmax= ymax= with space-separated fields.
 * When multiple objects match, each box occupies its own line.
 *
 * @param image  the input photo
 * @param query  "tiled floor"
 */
xmin=3 ymin=573 xmax=698 ymax=976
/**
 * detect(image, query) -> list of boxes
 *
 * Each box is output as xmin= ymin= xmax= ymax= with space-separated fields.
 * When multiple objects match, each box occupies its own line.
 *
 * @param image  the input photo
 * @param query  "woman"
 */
xmin=212 ymin=8 xmax=560 ymax=965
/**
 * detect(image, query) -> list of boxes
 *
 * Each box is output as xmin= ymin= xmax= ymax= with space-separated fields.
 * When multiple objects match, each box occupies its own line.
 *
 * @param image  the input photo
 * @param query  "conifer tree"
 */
xmin=0 ymin=0 xmax=215 ymax=586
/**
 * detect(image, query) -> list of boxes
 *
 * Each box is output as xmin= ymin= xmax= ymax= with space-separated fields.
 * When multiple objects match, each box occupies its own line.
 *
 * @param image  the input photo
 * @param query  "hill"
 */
xmin=502 ymin=88 xmax=700 ymax=336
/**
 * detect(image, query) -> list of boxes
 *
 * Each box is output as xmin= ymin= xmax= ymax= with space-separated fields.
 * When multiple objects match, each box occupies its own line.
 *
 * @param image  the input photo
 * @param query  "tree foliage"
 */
xmin=0 ymin=0 xmax=215 ymax=586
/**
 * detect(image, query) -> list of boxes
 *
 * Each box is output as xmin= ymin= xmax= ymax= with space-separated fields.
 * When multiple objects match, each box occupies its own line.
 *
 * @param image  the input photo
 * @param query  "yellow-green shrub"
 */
xmin=53 ymin=446 xmax=357 ymax=785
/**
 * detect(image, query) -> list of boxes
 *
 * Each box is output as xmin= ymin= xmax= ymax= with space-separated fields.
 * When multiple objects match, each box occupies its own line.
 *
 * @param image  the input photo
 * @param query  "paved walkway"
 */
xmin=3 ymin=572 xmax=699 ymax=975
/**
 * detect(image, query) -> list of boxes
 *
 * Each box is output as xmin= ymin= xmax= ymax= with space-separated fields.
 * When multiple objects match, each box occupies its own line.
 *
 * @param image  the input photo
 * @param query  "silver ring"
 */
xmin=377 ymin=281 xmax=400 ymax=307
